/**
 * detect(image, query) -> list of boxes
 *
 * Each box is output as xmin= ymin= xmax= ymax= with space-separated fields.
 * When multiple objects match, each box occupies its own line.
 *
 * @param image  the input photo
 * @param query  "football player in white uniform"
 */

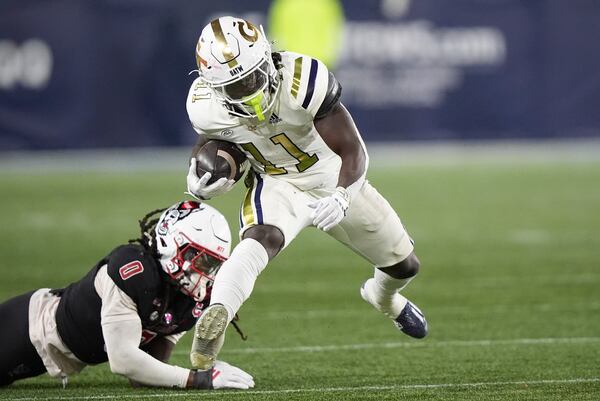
xmin=0 ymin=201 xmax=253 ymax=390
xmin=186 ymin=16 xmax=428 ymax=369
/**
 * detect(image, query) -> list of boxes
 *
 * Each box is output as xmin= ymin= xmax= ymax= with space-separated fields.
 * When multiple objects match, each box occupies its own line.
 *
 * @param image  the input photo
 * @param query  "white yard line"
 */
xmin=7 ymin=377 xmax=600 ymax=400
xmin=172 ymin=336 xmax=600 ymax=355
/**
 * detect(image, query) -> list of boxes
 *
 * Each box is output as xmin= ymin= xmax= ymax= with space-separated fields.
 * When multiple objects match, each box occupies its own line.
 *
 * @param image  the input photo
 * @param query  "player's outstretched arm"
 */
xmin=129 ymin=337 xmax=175 ymax=387
xmin=98 ymin=268 xmax=253 ymax=389
xmin=103 ymin=318 xmax=191 ymax=388
xmin=103 ymin=319 xmax=254 ymax=389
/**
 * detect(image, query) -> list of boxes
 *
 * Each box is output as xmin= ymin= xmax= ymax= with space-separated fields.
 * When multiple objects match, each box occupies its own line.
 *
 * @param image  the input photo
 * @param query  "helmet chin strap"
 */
xmin=243 ymin=91 xmax=266 ymax=121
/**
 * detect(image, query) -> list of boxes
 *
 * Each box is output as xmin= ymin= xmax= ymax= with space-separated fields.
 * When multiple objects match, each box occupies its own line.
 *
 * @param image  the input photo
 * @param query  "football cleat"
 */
xmin=394 ymin=301 xmax=428 ymax=339
xmin=190 ymin=304 xmax=229 ymax=370
xmin=360 ymin=279 xmax=428 ymax=339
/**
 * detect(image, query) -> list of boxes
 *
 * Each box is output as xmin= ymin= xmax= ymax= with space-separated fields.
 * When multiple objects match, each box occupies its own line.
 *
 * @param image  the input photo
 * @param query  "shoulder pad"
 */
xmin=106 ymin=244 xmax=161 ymax=303
xmin=315 ymin=71 xmax=342 ymax=119
xmin=279 ymin=52 xmax=330 ymax=118
xmin=186 ymin=77 xmax=239 ymax=136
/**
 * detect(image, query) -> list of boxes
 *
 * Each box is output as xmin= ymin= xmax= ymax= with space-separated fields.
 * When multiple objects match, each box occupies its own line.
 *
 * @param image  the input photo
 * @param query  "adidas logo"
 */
xmin=269 ymin=113 xmax=282 ymax=124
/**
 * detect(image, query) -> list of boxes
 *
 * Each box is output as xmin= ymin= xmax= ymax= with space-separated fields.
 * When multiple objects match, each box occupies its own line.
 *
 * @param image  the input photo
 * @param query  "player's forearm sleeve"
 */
xmin=95 ymin=267 xmax=190 ymax=388
xmin=102 ymin=319 xmax=190 ymax=388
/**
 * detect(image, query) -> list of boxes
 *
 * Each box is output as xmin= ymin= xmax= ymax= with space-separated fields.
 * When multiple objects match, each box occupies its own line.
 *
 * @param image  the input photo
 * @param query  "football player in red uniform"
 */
xmin=0 ymin=201 xmax=253 ymax=390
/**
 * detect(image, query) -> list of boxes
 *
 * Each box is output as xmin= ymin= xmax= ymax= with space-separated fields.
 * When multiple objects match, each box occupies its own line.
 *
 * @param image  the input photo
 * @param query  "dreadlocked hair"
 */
xmin=230 ymin=313 xmax=248 ymax=341
xmin=128 ymin=207 xmax=167 ymax=258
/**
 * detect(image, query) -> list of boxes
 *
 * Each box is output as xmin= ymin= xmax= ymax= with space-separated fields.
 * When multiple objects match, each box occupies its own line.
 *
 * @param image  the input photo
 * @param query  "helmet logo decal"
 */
xmin=157 ymin=202 xmax=202 ymax=236
xmin=180 ymin=200 xmax=201 ymax=210
xmin=238 ymin=21 xmax=259 ymax=43
xmin=210 ymin=19 xmax=239 ymax=68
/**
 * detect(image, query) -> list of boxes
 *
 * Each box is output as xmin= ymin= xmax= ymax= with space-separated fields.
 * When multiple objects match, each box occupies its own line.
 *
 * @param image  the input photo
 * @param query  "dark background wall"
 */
xmin=0 ymin=0 xmax=599 ymax=150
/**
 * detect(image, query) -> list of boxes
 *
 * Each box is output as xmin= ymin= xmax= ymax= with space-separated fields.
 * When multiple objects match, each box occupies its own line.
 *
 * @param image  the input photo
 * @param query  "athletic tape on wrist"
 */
xmin=190 ymin=369 xmax=214 ymax=389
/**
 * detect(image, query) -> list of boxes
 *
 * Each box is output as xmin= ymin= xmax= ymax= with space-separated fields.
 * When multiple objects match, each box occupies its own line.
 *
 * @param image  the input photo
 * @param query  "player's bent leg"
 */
xmin=191 ymin=225 xmax=283 ymax=369
xmin=209 ymin=224 xmax=283 ymax=320
xmin=242 ymin=224 xmax=285 ymax=261
xmin=328 ymin=182 xmax=428 ymax=338
xmin=0 ymin=291 xmax=47 ymax=386
xmin=360 ymin=252 xmax=428 ymax=339
xmin=379 ymin=252 xmax=421 ymax=280
xmin=381 ymin=253 xmax=427 ymax=338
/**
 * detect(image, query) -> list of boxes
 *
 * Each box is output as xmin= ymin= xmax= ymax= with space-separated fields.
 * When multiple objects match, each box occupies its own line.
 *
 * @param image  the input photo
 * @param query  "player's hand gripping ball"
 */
xmin=187 ymin=140 xmax=248 ymax=200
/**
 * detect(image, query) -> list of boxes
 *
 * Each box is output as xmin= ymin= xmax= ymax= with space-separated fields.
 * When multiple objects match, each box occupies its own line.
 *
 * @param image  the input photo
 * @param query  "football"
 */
xmin=194 ymin=139 xmax=248 ymax=185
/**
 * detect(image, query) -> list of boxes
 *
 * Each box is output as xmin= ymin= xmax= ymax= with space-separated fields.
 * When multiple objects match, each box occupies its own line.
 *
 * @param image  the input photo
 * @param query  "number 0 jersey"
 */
xmin=48 ymin=244 xmax=204 ymax=365
xmin=186 ymin=51 xmax=347 ymax=192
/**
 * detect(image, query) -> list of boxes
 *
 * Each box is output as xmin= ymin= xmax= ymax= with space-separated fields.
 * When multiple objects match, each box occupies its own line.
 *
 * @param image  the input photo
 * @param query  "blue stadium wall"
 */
xmin=0 ymin=0 xmax=599 ymax=150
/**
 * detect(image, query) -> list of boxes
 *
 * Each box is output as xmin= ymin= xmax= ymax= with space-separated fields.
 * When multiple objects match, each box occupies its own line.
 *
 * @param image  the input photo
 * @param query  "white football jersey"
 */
xmin=186 ymin=51 xmax=342 ymax=191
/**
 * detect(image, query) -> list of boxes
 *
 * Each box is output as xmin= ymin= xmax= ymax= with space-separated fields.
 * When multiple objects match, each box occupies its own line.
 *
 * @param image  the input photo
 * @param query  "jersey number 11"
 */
xmin=241 ymin=133 xmax=319 ymax=175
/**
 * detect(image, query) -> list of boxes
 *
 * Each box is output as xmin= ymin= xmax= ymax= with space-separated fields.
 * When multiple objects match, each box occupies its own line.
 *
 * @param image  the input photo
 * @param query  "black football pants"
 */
xmin=0 ymin=291 xmax=47 ymax=386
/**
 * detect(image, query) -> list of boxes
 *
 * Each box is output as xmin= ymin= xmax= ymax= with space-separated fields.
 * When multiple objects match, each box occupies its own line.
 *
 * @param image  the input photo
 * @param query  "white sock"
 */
xmin=210 ymin=238 xmax=269 ymax=321
xmin=370 ymin=268 xmax=412 ymax=318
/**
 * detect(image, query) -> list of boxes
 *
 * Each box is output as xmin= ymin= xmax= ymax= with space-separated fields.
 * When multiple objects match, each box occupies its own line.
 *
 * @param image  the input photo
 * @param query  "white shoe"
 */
xmin=190 ymin=304 xmax=229 ymax=369
xmin=360 ymin=279 xmax=428 ymax=339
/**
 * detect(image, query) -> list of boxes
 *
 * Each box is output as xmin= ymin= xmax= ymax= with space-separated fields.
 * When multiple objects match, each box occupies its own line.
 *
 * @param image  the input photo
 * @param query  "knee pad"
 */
xmin=380 ymin=253 xmax=420 ymax=279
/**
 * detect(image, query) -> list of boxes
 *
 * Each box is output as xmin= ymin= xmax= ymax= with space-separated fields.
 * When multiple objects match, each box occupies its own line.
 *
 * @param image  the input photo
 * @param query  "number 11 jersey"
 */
xmin=186 ymin=51 xmax=345 ymax=192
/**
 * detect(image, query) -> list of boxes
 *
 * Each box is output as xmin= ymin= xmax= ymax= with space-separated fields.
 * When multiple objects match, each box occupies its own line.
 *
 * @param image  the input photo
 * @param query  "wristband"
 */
xmin=338 ymin=173 xmax=365 ymax=203
xmin=189 ymin=369 xmax=214 ymax=389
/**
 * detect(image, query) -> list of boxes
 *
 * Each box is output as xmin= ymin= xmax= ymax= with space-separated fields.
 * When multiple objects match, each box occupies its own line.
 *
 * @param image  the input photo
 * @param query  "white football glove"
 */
xmin=186 ymin=158 xmax=235 ymax=200
xmin=308 ymin=187 xmax=350 ymax=232
xmin=212 ymin=360 xmax=255 ymax=390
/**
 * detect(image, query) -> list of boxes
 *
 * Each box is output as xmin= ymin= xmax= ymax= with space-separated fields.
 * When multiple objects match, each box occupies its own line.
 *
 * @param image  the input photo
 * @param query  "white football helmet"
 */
xmin=195 ymin=16 xmax=280 ymax=122
xmin=154 ymin=201 xmax=231 ymax=302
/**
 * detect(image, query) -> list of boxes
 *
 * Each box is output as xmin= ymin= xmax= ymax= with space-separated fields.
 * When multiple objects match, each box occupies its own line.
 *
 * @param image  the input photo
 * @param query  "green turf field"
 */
xmin=1 ymin=157 xmax=599 ymax=400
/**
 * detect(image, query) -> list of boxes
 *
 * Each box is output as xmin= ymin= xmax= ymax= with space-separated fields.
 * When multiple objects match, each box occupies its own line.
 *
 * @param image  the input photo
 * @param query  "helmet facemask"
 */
xmin=195 ymin=17 xmax=281 ymax=123
xmin=167 ymin=233 xmax=226 ymax=302
xmin=209 ymin=58 xmax=280 ymax=122
xmin=154 ymin=201 xmax=231 ymax=303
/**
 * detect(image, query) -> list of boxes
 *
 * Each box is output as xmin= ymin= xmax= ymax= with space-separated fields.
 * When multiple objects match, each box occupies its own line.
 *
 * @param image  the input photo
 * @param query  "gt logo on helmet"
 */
xmin=238 ymin=21 xmax=259 ymax=43
xmin=194 ymin=16 xmax=281 ymax=122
